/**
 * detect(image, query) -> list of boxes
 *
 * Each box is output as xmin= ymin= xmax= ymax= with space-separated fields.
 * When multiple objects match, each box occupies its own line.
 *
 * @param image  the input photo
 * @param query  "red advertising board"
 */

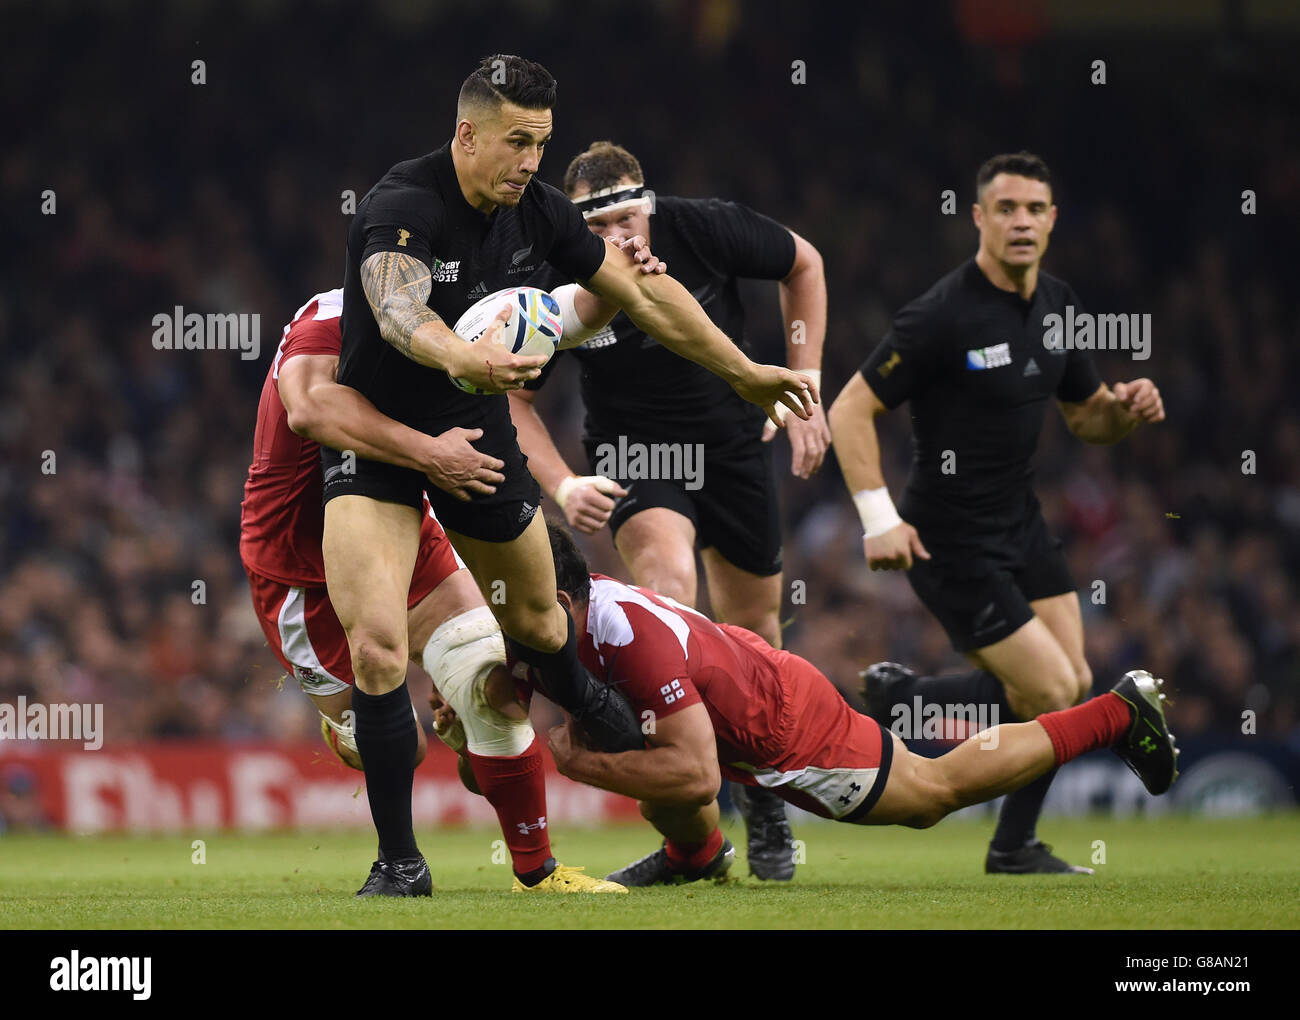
xmin=0 ymin=743 xmax=642 ymax=832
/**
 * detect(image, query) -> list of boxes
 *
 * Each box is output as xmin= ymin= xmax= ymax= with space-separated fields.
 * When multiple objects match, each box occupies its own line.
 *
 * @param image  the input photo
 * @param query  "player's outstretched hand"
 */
xmin=1113 ymin=378 xmax=1165 ymax=424
xmin=613 ymin=234 xmax=668 ymax=275
xmin=556 ymin=474 xmax=627 ymax=535
xmin=762 ymin=397 xmax=832 ymax=478
xmin=422 ymin=427 xmax=506 ymax=502
xmin=449 ymin=305 xmax=549 ymax=394
xmin=734 ymin=363 xmax=819 ymax=429
xmin=864 ymin=521 xmax=930 ymax=571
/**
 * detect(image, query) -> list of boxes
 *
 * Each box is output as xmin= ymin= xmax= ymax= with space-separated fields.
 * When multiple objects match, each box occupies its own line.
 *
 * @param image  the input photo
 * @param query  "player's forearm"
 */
xmin=506 ymin=393 xmax=574 ymax=496
xmin=573 ymin=286 xmax=620 ymax=333
xmin=563 ymin=744 xmax=716 ymax=806
xmin=360 ymin=250 xmax=463 ymax=371
xmin=829 ymin=389 xmax=887 ymax=491
xmin=294 ymin=381 xmax=430 ymax=472
xmin=617 ymin=274 xmax=750 ymax=386
xmin=778 ymin=257 xmax=826 ymax=373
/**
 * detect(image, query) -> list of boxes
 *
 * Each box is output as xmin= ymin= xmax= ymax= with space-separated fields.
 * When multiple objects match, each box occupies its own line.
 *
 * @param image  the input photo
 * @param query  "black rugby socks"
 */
xmin=991 ymin=767 xmax=1059 ymax=851
xmin=893 ymin=668 xmax=1017 ymax=722
xmin=351 ymin=682 xmax=421 ymax=862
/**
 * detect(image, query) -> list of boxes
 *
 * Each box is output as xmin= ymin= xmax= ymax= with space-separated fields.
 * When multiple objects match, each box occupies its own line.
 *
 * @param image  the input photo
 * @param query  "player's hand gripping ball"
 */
xmin=450 ymin=286 xmax=563 ymax=395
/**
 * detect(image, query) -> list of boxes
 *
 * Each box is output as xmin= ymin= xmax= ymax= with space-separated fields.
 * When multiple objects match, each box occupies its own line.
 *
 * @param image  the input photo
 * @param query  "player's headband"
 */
xmin=573 ymin=182 xmax=651 ymax=220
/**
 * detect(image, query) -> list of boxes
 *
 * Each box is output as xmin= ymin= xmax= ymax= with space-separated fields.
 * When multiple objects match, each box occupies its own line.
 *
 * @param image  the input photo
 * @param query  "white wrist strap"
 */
xmin=853 ymin=486 xmax=902 ymax=538
xmin=555 ymin=474 xmax=621 ymax=510
xmin=551 ymin=283 xmax=602 ymax=349
xmin=771 ymin=369 xmax=821 ymax=424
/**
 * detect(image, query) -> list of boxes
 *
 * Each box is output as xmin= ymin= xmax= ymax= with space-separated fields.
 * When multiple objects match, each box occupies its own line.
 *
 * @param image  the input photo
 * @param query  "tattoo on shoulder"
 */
xmin=359 ymin=251 xmax=443 ymax=359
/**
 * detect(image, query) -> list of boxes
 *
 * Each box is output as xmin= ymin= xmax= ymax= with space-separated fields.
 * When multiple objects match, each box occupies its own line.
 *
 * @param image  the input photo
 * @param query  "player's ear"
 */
xmin=456 ymin=118 xmax=476 ymax=155
xmin=556 ymin=590 xmax=574 ymax=614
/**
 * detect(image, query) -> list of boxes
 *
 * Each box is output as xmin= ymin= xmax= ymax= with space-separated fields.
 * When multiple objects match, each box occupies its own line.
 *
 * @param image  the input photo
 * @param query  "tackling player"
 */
xmin=828 ymin=153 xmax=1166 ymax=873
xmin=240 ymin=275 xmax=663 ymax=895
xmin=535 ymin=523 xmax=1177 ymax=885
xmin=325 ymin=56 xmax=817 ymax=892
xmin=507 ymin=142 xmax=829 ymax=880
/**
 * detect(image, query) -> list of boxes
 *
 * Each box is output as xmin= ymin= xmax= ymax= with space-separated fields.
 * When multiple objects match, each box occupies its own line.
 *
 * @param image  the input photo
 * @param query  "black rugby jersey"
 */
xmin=526 ymin=196 xmax=797 ymax=446
xmin=860 ymin=259 xmax=1102 ymax=536
xmin=339 ymin=142 xmax=606 ymax=431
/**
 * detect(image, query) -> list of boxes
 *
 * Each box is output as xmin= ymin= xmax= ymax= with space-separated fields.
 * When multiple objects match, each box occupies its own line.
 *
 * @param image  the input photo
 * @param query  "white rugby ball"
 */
xmin=449 ymin=286 xmax=564 ymax=395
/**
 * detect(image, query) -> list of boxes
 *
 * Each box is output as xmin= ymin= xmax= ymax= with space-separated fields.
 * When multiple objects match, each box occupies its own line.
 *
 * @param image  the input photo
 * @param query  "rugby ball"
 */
xmin=449 ymin=286 xmax=564 ymax=394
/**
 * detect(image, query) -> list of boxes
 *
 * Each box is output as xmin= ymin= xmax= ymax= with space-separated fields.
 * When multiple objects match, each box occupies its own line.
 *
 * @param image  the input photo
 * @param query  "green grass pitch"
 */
xmin=2 ymin=814 xmax=1297 ymax=929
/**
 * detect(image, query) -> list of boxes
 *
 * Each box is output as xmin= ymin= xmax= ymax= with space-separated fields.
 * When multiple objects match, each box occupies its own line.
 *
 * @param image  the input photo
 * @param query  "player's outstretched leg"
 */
xmin=862 ymin=670 xmax=1178 ymax=829
xmin=606 ymin=800 xmax=735 ymax=887
xmin=859 ymin=654 xmax=1089 ymax=873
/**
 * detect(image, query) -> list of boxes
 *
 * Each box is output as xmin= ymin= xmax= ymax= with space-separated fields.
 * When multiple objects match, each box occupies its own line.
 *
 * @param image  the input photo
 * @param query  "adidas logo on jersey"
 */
xmin=1023 ymin=357 xmax=1041 ymax=377
xmin=966 ymin=342 xmax=1011 ymax=370
xmin=466 ymin=281 xmax=488 ymax=299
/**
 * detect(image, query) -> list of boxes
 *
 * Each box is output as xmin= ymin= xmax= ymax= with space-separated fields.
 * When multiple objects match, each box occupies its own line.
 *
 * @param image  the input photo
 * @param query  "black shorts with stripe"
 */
xmin=583 ymin=432 xmax=782 ymax=577
xmin=904 ymin=498 xmax=1076 ymax=653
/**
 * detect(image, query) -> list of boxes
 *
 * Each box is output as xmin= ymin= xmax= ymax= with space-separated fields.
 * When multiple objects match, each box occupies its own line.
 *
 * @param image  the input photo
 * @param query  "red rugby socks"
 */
xmin=1037 ymin=692 xmax=1132 ymax=766
xmin=466 ymin=735 xmax=554 ymax=878
xmin=665 ymin=827 xmax=724 ymax=873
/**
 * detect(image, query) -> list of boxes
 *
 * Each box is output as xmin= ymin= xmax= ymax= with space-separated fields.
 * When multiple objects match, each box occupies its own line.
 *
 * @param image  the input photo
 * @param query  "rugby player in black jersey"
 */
xmin=506 ymin=141 xmax=829 ymax=880
xmin=829 ymin=153 xmax=1165 ymax=874
xmin=323 ymin=55 xmax=817 ymax=894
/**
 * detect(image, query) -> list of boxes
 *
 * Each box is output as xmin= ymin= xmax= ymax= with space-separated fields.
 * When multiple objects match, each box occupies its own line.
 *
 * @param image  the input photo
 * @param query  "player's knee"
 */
xmin=500 ymin=601 xmax=567 ymax=653
xmin=423 ymin=607 xmax=534 ymax=757
xmin=348 ymin=626 xmax=408 ymax=685
xmin=721 ymin=606 xmax=780 ymax=646
xmin=640 ymin=565 xmax=695 ymax=607
xmin=1009 ymin=673 xmax=1074 ymax=717
xmin=1071 ymin=661 xmax=1094 ymax=705
xmin=908 ymin=773 xmax=961 ymax=828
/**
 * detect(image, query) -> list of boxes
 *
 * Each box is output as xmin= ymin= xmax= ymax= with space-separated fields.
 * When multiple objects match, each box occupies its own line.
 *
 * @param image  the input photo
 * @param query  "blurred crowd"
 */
xmin=1 ymin=2 xmax=1297 ymax=751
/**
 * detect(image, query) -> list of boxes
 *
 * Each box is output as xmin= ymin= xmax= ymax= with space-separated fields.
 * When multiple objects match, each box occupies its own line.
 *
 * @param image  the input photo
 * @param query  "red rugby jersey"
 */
xmin=239 ymin=289 xmax=343 ymax=586
xmin=576 ymin=574 xmax=793 ymax=771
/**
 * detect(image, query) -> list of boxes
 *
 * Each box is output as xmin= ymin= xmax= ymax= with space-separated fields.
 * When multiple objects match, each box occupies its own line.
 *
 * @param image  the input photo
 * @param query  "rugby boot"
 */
xmin=730 ymin=781 xmax=796 ymax=881
xmin=571 ymin=672 xmax=645 ymax=752
xmin=985 ymin=840 xmax=1094 ymax=874
xmin=354 ymin=854 xmax=432 ymax=897
xmin=606 ymin=838 xmax=736 ymax=887
xmin=858 ymin=661 xmax=915 ymax=723
xmin=512 ymin=864 xmax=628 ymax=893
xmin=1109 ymin=669 xmax=1180 ymax=795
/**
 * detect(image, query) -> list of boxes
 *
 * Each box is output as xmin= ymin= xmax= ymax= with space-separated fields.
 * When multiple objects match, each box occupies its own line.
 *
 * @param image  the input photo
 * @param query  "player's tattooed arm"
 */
xmin=359 ymin=251 xmax=544 ymax=392
xmin=359 ymin=251 xmax=445 ymax=362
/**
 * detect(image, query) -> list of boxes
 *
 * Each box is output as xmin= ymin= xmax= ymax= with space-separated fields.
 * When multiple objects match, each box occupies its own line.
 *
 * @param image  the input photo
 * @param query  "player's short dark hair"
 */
xmin=563 ymin=141 xmax=644 ymax=198
xmin=976 ymin=151 xmax=1052 ymax=202
xmin=458 ymin=54 xmax=556 ymax=115
xmin=548 ymin=521 xmax=592 ymax=606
